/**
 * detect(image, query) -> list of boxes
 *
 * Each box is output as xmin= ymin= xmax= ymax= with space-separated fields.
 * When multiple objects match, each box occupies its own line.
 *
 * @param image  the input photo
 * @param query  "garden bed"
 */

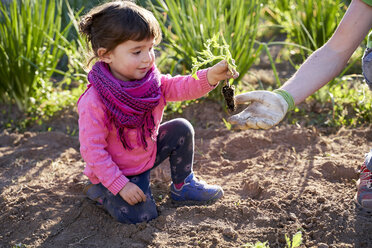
xmin=1 ymin=98 xmax=372 ymax=247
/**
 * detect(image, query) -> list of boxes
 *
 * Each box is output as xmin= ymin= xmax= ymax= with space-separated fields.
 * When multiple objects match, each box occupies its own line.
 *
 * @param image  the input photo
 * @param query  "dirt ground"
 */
xmin=1 ymin=90 xmax=372 ymax=248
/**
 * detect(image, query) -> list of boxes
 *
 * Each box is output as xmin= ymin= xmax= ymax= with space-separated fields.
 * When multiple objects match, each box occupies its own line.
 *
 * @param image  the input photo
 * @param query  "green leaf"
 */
xmin=191 ymin=33 xmax=235 ymax=79
xmin=291 ymin=231 xmax=303 ymax=248
xmin=242 ymin=241 xmax=269 ymax=248
xmin=222 ymin=118 xmax=231 ymax=130
xmin=285 ymin=234 xmax=291 ymax=248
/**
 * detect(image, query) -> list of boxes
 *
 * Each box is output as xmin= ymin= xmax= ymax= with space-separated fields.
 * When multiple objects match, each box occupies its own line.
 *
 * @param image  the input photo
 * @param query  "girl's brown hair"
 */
xmin=79 ymin=0 xmax=161 ymax=64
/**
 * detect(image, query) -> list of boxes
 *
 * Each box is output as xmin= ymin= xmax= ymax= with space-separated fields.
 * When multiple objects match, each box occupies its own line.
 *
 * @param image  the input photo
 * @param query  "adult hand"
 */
xmin=228 ymin=90 xmax=289 ymax=130
xmin=119 ymin=182 xmax=147 ymax=205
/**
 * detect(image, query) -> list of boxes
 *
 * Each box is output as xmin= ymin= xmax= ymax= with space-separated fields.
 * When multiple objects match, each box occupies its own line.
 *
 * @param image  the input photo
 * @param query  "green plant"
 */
xmin=242 ymin=241 xmax=269 ymax=248
xmin=61 ymin=0 xmax=101 ymax=30
xmin=61 ymin=0 xmax=89 ymax=82
xmin=149 ymin=0 xmax=263 ymax=100
xmin=323 ymin=78 xmax=372 ymax=126
xmin=222 ymin=118 xmax=232 ymax=130
xmin=190 ymin=33 xmax=238 ymax=110
xmin=191 ymin=33 xmax=236 ymax=80
xmin=285 ymin=231 xmax=302 ymax=248
xmin=287 ymin=77 xmax=372 ymax=127
xmin=0 ymin=0 xmax=73 ymax=111
xmin=241 ymin=231 xmax=302 ymax=248
xmin=265 ymin=0 xmax=346 ymax=56
xmin=0 ymin=0 xmax=88 ymax=131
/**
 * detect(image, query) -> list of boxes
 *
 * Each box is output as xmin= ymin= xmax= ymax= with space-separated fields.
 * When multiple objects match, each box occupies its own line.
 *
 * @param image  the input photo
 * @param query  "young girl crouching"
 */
xmin=77 ymin=0 xmax=238 ymax=224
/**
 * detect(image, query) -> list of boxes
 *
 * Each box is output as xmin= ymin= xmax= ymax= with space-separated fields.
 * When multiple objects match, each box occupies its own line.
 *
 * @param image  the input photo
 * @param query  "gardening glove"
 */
xmin=228 ymin=89 xmax=294 ymax=130
xmin=362 ymin=31 xmax=372 ymax=90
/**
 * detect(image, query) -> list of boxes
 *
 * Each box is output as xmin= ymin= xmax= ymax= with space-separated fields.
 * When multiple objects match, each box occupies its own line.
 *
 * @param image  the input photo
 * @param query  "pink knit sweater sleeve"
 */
xmin=78 ymin=88 xmax=129 ymax=195
xmin=160 ymin=69 xmax=217 ymax=101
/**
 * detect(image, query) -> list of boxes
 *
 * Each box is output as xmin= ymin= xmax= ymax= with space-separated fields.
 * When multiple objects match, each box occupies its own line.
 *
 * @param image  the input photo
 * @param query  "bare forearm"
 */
xmin=282 ymin=47 xmax=350 ymax=104
xmin=281 ymin=0 xmax=372 ymax=105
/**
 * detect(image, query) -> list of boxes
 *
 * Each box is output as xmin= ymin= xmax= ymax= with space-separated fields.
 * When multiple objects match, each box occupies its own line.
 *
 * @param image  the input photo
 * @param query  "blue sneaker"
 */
xmin=170 ymin=172 xmax=224 ymax=201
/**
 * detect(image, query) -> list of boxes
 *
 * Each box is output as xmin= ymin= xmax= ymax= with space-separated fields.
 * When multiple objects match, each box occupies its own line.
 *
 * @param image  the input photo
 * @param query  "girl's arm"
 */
xmin=282 ymin=0 xmax=372 ymax=104
xmin=160 ymin=69 xmax=214 ymax=102
xmin=161 ymin=60 xmax=238 ymax=102
xmin=78 ymin=90 xmax=129 ymax=195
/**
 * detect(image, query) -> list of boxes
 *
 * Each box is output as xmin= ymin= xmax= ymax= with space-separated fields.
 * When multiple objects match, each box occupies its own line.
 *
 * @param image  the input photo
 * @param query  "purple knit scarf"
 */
xmin=86 ymin=61 xmax=162 ymax=150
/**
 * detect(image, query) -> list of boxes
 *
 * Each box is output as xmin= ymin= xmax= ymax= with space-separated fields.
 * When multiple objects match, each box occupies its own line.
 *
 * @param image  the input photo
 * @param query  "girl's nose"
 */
xmin=142 ymin=51 xmax=152 ymax=63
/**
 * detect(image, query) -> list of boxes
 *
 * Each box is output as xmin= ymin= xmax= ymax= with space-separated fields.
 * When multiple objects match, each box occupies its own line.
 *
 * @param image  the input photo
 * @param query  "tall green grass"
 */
xmin=149 ymin=0 xmax=263 ymax=100
xmin=61 ymin=0 xmax=102 ymax=40
xmin=264 ymin=0 xmax=346 ymax=55
xmin=0 ymin=0 xmax=71 ymax=111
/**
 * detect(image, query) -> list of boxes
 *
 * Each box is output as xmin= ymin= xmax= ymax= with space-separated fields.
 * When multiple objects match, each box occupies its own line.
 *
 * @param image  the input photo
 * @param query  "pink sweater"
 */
xmin=78 ymin=69 xmax=215 ymax=195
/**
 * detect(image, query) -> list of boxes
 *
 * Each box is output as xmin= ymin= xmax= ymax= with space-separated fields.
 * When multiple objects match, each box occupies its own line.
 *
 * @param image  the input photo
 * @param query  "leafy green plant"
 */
xmin=149 ymin=0 xmax=263 ymax=100
xmin=285 ymin=231 xmax=302 ymax=248
xmin=241 ymin=231 xmax=302 ymax=248
xmin=191 ymin=33 xmax=236 ymax=80
xmin=242 ymin=241 xmax=269 ymax=248
xmin=287 ymin=77 xmax=372 ymax=127
xmin=322 ymin=78 xmax=372 ymax=127
xmin=191 ymin=33 xmax=238 ymax=110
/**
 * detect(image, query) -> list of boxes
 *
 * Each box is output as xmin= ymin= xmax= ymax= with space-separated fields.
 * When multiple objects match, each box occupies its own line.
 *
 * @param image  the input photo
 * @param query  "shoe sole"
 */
xmin=170 ymin=190 xmax=224 ymax=203
xmin=354 ymin=179 xmax=372 ymax=214
xmin=354 ymin=192 xmax=372 ymax=215
xmin=170 ymin=197 xmax=222 ymax=207
xmin=84 ymin=183 xmax=104 ymax=203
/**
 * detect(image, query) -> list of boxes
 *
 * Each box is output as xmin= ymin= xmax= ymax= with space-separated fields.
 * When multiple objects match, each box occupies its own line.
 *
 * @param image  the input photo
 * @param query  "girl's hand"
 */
xmin=207 ymin=60 xmax=239 ymax=86
xmin=119 ymin=182 xmax=147 ymax=205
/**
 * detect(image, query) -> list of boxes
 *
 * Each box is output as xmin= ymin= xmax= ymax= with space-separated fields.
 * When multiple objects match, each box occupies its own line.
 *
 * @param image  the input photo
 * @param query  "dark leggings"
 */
xmin=96 ymin=118 xmax=194 ymax=224
xmin=362 ymin=47 xmax=372 ymax=89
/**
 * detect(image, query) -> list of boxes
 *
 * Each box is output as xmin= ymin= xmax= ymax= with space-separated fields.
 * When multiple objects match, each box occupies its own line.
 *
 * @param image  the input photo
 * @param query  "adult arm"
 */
xmin=283 ymin=0 xmax=372 ymax=104
xmin=229 ymin=0 xmax=372 ymax=129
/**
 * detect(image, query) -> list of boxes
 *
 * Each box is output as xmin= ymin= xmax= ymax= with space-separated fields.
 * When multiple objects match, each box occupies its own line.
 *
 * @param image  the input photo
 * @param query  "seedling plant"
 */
xmin=191 ymin=33 xmax=237 ymax=112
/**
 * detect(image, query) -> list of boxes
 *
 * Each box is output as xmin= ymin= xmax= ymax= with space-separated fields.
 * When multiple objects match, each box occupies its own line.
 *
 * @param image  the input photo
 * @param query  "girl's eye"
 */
xmin=133 ymin=51 xmax=141 ymax=55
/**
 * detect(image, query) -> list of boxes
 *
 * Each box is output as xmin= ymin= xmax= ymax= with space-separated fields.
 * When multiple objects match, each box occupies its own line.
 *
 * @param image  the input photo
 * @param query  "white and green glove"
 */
xmin=228 ymin=89 xmax=295 ymax=130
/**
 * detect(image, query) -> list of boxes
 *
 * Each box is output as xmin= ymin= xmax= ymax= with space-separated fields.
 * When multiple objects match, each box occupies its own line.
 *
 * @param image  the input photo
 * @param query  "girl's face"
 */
xmin=101 ymin=38 xmax=156 ymax=81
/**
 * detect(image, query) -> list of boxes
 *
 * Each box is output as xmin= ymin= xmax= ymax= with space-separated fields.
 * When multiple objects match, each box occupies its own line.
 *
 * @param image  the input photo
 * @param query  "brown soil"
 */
xmin=1 ymin=98 xmax=372 ymax=248
xmin=222 ymin=83 xmax=236 ymax=112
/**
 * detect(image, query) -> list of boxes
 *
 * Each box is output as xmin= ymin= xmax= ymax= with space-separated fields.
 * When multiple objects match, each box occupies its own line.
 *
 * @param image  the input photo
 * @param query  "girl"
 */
xmin=77 ymin=0 xmax=238 ymax=224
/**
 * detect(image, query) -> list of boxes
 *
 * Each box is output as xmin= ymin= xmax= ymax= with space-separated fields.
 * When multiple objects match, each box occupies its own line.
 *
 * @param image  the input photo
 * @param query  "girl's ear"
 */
xmin=97 ymin=48 xmax=111 ymax=63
